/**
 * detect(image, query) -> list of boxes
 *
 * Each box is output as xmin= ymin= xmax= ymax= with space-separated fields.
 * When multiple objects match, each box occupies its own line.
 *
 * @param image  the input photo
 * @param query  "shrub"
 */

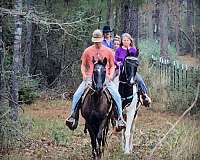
xmin=138 ymin=39 xmax=199 ymax=113
xmin=19 ymin=78 xmax=39 ymax=104
xmin=139 ymin=39 xmax=177 ymax=59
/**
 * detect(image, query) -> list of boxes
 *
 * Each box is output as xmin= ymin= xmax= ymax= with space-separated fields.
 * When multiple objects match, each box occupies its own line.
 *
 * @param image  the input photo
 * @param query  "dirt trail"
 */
xmin=24 ymin=100 xmax=179 ymax=127
xmin=10 ymin=100 xmax=198 ymax=160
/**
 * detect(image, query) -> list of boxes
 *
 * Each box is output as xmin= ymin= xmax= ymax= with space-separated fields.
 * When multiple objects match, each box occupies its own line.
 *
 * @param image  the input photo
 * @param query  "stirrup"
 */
xmin=115 ymin=118 xmax=126 ymax=132
xmin=140 ymin=94 xmax=151 ymax=107
xmin=65 ymin=114 xmax=78 ymax=131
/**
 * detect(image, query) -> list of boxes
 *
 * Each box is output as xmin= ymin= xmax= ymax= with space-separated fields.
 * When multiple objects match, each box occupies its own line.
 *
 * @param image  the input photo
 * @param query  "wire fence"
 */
xmin=150 ymin=55 xmax=200 ymax=93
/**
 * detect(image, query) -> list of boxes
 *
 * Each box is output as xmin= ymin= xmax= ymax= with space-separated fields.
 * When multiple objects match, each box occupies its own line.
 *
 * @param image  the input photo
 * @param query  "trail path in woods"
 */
xmin=4 ymin=100 xmax=198 ymax=160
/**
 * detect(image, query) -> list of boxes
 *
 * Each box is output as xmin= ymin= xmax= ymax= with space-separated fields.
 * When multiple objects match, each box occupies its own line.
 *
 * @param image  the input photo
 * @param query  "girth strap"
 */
xmin=121 ymin=95 xmax=134 ymax=101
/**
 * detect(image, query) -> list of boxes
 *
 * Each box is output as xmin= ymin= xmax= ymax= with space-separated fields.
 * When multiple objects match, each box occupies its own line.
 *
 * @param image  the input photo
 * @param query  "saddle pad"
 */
xmin=81 ymin=87 xmax=91 ymax=104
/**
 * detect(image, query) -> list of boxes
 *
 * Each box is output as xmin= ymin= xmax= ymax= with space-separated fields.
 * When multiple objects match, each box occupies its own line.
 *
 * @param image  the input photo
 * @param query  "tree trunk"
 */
xmin=153 ymin=0 xmax=159 ymax=41
xmin=120 ymin=0 xmax=130 ymax=33
xmin=0 ymin=14 xmax=3 ymax=103
xmin=64 ymin=0 xmax=70 ymax=7
xmin=10 ymin=0 xmax=23 ymax=121
xmin=186 ymin=0 xmax=194 ymax=54
xmin=106 ymin=0 xmax=114 ymax=29
xmin=193 ymin=1 xmax=197 ymax=58
xmin=24 ymin=0 xmax=33 ymax=76
xmin=120 ymin=0 xmax=139 ymax=46
xmin=129 ymin=0 xmax=139 ymax=46
xmin=174 ymin=0 xmax=181 ymax=55
xmin=160 ymin=0 xmax=168 ymax=57
xmin=114 ymin=4 xmax=120 ymax=34
xmin=147 ymin=0 xmax=153 ymax=39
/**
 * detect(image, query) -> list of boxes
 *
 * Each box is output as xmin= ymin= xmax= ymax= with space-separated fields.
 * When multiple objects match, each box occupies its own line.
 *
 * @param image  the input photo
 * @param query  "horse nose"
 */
xmin=96 ymin=84 xmax=103 ymax=92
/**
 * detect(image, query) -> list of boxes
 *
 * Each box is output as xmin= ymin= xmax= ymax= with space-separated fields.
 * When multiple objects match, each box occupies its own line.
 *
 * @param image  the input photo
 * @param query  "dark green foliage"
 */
xmin=18 ymin=78 xmax=39 ymax=104
xmin=139 ymin=39 xmax=177 ymax=59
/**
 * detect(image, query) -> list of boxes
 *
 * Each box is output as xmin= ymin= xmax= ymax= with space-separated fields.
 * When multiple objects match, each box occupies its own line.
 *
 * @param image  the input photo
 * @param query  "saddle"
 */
xmin=80 ymin=86 xmax=113 ymax=108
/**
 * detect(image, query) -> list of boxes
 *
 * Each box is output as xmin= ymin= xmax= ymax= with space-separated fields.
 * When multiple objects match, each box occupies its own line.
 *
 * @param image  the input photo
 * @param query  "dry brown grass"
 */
xmin=177 ymin=54 xmax=200 ymax=66
xmin=2 ymin=100 xmax=200 ymax=160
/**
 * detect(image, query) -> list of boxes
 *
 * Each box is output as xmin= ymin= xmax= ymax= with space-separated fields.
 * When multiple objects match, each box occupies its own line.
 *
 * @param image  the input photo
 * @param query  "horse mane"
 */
xmin=126 ymin=48 xmax=140 ymax=58
xmin=93 ymin=57 xmax=107 ymax=66
xmin=135 ymin=48 xmax=139 ymax=57
xmin=96 ymin=59 xmax=104 ymax=65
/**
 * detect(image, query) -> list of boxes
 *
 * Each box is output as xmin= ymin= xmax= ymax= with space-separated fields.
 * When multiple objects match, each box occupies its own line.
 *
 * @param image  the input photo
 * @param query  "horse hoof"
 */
xmin=115 ymin=125 xmax=126 ymax=132
xmin=124 ymin=151 xmax=130 ymax=155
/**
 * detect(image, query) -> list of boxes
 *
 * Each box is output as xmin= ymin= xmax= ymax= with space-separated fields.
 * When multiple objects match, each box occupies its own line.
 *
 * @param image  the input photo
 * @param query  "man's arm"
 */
xmin=108 ymin=51 xmax=115 ymax=80
xmin=81 ymin=51 xmax=87 ymax=80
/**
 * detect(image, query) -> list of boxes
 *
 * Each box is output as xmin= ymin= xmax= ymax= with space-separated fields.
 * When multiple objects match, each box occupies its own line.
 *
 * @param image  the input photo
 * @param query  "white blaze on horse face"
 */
xmin=97 ymin=68 xmax=101 ymax=72
xmin=130 ymin=77 xmax=134 ymax=84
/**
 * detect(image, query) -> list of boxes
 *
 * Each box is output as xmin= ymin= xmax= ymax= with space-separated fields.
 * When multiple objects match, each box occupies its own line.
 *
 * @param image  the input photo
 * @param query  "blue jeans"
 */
xmin=71 ymin=78 xmax=123 ymax=117
xmin=135 ymin=73 xmax=148 ymax=94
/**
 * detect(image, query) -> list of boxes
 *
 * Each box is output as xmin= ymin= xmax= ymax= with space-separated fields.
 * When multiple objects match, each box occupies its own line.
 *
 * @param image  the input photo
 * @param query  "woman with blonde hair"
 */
xmin=114 ymin=33 xmax=151 ymax=106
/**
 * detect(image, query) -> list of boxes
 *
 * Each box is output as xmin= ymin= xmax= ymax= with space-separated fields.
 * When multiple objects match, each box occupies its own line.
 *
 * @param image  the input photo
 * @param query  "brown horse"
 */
xmin=80 ymin=58 xmax=113 ymax=160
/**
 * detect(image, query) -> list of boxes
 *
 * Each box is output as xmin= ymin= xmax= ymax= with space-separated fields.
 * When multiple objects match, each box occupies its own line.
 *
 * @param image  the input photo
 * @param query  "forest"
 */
xmin=0 ymin=0 xmax=200 ymax=159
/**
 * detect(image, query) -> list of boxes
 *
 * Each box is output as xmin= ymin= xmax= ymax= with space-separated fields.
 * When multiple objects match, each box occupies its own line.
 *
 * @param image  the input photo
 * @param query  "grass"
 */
xmin=1 ymin=100 xmax=200 ymax=160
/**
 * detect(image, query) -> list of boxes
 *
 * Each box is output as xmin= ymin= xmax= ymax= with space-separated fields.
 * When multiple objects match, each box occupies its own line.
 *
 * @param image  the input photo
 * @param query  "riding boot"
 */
xmin=65 ymin=109 xmax=79 ymax=131
xmin=115 ymin=116 xmax=126 ymax=132
xmin=140 ymin=93 xmax=151 ymax=107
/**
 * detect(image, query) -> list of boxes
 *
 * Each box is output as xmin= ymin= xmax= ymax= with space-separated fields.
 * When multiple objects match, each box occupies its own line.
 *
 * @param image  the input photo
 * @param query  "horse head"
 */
xmin=92 ymin=57 xmax=107 ymax=92
xmin=120 ymin=49 xmax=139 ymax=85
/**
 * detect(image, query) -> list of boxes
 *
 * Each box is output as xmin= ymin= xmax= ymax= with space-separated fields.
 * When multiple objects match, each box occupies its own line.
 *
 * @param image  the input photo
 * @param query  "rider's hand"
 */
xmin=107 ymin=75 xmax=112 ymax=81
xmin=82 ymin=74 xmax=87 ymax=80
xmin=117 ymin=61 xmax=122 ymax=67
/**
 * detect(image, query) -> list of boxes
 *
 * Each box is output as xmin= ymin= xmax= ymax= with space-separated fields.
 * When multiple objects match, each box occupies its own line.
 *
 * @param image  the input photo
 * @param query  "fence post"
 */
xmin=170 ymin=61 xmax=173 ymax=89
xmin=181 ymin=64 xmax=184 ymax=95
xmin=185 ymin=64 xmax=188 ymax=98
xmin=159 ymin=57 xmax=162 ymax=83
xmin=177 ymin=62 xmax=180 ymax=91
xmin=173 ymin=61 xmax=176 ymax=89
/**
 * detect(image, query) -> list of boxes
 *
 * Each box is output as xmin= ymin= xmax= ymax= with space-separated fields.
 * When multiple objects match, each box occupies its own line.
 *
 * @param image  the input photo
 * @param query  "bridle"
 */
xmin=119 ymin=56 xmax=139 ymax=85
xmin=92 ymin=63 xmax=106 ymax=91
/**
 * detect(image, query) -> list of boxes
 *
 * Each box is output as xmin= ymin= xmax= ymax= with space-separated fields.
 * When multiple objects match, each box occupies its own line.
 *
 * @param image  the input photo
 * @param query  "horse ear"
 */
xmin=92 ymin=57 xmax=96 ymax=64
xmin=136 ymin=48 xmax=139 ymax=57
xmin=103 ymin=58 xmax=107 ymax=66
xmin=126 ymin=49 xmax=130 ymax=57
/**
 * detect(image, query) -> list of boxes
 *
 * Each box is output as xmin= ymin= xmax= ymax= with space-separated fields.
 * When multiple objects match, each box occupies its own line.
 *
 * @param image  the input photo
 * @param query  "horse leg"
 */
xmin=96 ymin=118 xmax=108 ymax=159
xmin=124 ymin=107 xmax=136 ymax=154
xmin=130 ymin=104 xmax=140 ymax=152
xmin=129 ymin=118 xmax=136 ymax=152
xmin=87 ymin=124 xmax=98 ymax=159
xmin=97 ymin=118 xmax=107 ymax=142
xmin=121 ymin=128 xmax=126 ymax=152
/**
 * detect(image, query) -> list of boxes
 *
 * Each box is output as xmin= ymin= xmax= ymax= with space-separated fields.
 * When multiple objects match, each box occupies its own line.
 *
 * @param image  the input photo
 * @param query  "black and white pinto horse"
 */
xmin=114 ymin=51 xmax=141 ymax=154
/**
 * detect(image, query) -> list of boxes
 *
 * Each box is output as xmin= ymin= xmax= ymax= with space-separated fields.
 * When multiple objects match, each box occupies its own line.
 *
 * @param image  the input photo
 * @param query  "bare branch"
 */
xmin=149 ymin=83 xmax=200 ymax=158
xmin=0 ymin=7 xmax=93 ymax=25
xmin=0 ymin=109 xmax=10 ymax=119
xmin=0 ymin=93 xmax=24 ymax=112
